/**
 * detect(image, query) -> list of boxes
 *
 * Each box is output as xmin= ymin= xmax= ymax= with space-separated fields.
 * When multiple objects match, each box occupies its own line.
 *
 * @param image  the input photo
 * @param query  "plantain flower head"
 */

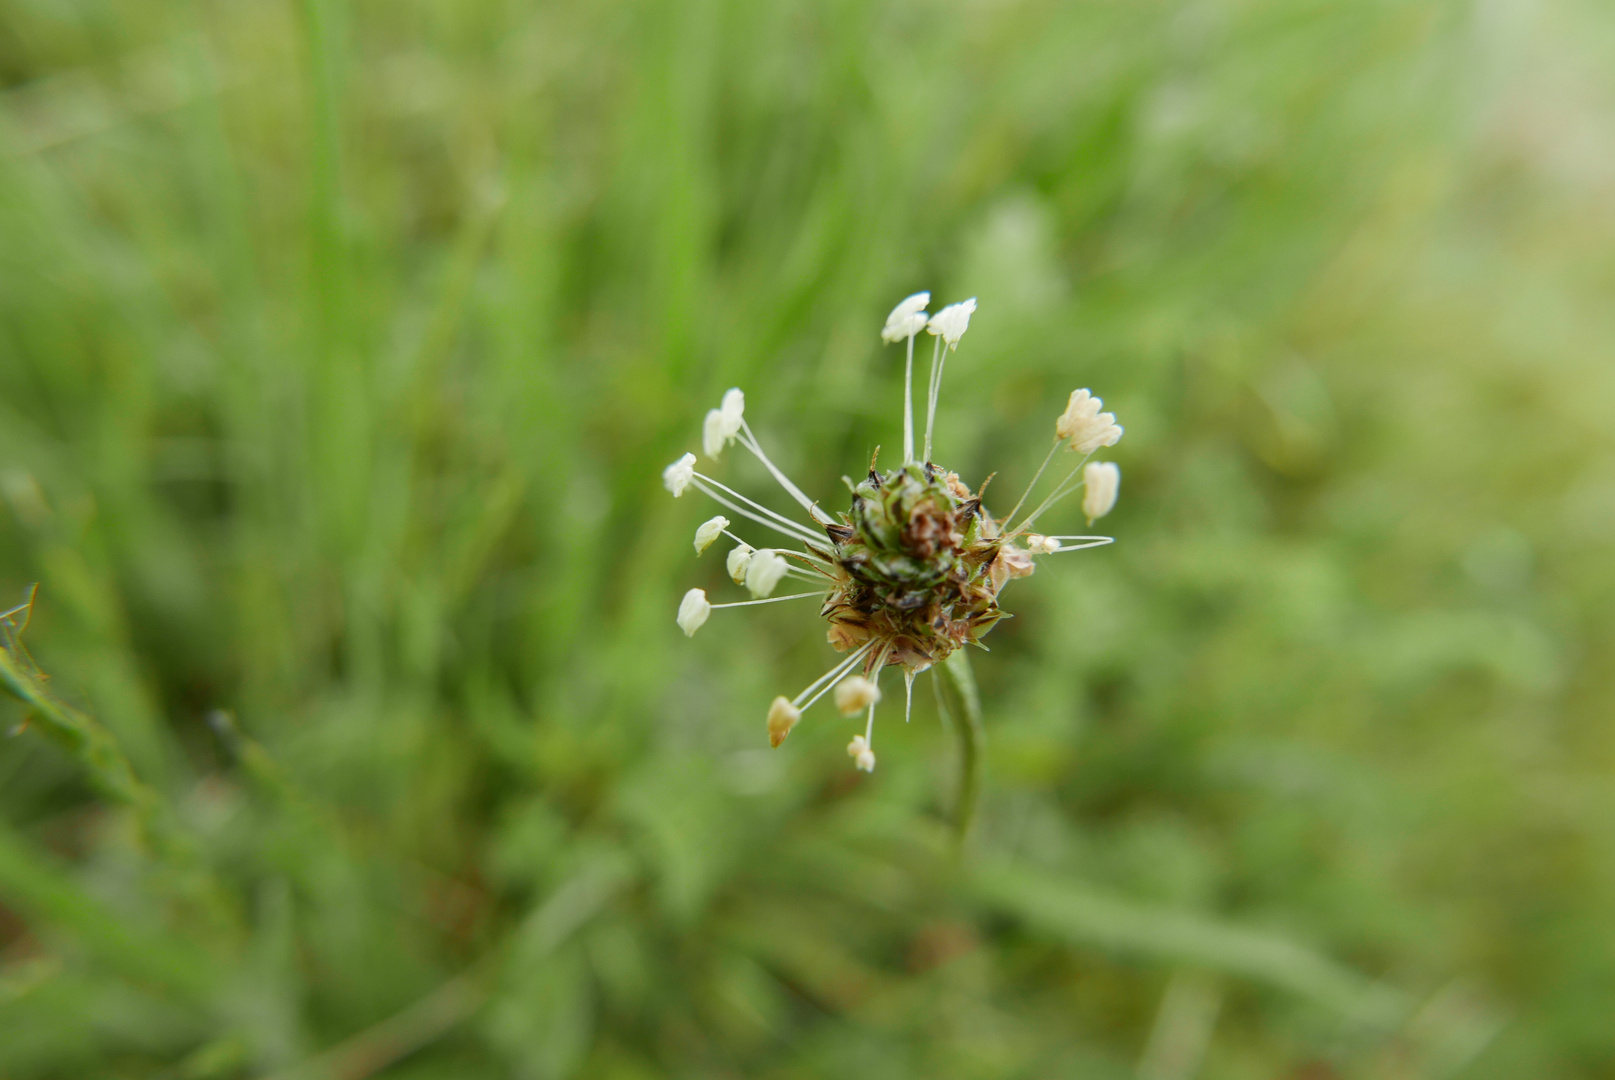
xmin=667 ymin=293 xmax=1121 ymax=771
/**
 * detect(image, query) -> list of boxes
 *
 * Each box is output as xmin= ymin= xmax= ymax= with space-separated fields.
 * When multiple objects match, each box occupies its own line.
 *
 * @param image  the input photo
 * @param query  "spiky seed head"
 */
xmin=821 ymin=462 xmax=1009 ymax=671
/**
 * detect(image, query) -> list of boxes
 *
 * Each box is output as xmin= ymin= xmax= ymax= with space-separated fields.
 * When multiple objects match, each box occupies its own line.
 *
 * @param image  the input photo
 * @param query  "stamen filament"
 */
xmin=792 ymin=642 xmax=876 ymax=710
xmin=692 ymin=483 xmax=822 ymax=547
xmin=710 ymin=591 xmax=826 ymax=609
xmin=902 ymin=333 xmax=916 ymax=463
xmin=737 ymin=423 xmax=835 ymax=525
xmin=694 ymin=473 xmax=824 ymax=544
xmin=1001 ymin=442 xmax=1062 ymax=526
xmin=721 ymin=530 xmax=832 ymax=570
xmin=1040 ymin=537 xmax=1114 ymax=552
xmin=1012 ymin=452 xmax=1094 ymax=535
xmin=923 ymin=335 xmax=943 ymax=463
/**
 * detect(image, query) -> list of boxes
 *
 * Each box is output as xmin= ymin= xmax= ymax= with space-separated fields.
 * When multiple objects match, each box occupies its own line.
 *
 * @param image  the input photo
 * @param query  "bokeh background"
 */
xmin=3 ymin=0 xmax=1614 ymax=1076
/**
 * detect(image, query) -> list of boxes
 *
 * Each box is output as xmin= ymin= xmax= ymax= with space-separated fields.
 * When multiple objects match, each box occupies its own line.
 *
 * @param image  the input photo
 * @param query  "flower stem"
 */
xmin=935 ymin=649 xmax=984 ymax=852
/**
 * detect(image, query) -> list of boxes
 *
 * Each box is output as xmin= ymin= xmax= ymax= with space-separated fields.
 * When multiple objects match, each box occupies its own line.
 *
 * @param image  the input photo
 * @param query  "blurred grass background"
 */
xmin=2 ymin=0 xmax=1614 ymax=1075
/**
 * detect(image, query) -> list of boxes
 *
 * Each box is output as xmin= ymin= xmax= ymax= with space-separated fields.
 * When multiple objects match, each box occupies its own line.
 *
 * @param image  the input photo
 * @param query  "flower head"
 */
xmin=881 ymin=292 xmax=930 ymax=343
xmin=667 ymin=293 xmax=1121 ymax=772
xmin=926 ymin=298 xmax=976 ymax=348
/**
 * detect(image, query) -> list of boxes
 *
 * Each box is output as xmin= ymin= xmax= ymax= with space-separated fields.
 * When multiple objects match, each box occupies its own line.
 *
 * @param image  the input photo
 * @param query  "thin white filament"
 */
xmin=1040 ymin=537 xmax=1115 ymax=553
xmin=737 ymin=423 xmax=835 ymax=525
xmin=923 ymin=335 xmax=944 ymax=463
xmin=721 ymin=530 xmax=833 ymax=570
xmin=792 ymin=642 xmax=876 ymax=710
xmin=1001 ymin=442 xmax=1062 ymax=527
xmin=691 ymin=482 xmax=823 ymax=548
xmin=694 ymin=473 xmax=824 ymax=544
xmin=710 ymin=591 xmax=826 ymax=609
xmin=1012 ymin=452 xmax=1095 ymax=535
xmin=902 ymin=333 xmax=916 ymax=464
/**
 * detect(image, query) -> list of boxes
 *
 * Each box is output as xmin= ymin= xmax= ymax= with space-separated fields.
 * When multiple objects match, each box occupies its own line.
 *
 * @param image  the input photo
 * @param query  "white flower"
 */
xmin=744 ymin=549 xmax=789 ymax=598
xmin=926 ymin=298 xmax=977 ymax=348
xmin=662 ymin=452 xmax=697 ymax=496
xmin=834 ymin=675 xmax=882 ymax=716
xmin=881 ymin=291 xmax=931 ymax=342
xmin=1026 ymin=533 xmax=1060 ymax=554
xmin=847 ymin=735 xmax=876 ymax=772
xmin=702 ymin=388 xmax=746 ymax=458
xmin=677 ymin=588 xmax=711 ymax=637
xmin=694 ymin=515 xmax=730 ymax=554
xmin=726 ymin=543 xmax=755 ymax=585
xmin=767 ymin=696 xmax=801 ymax=747
xmin=1083 ymin=462 xmax=1120 ymax=524
xmin=1054 ymin=389 xmax=1123 ymax=454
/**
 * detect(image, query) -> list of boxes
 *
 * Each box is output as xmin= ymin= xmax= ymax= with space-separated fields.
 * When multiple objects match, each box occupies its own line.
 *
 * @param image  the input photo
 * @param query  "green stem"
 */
xmin=0 ymin=599 xmax=181 ymax=862
xmin=935 ymin=649 xmax=985 ymax=850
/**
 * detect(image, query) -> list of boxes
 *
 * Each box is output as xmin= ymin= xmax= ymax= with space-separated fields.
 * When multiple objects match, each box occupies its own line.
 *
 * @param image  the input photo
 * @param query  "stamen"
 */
xmin=710 ymin=591 xmax=827 ymax=609
xmin=923 ymin=335 xmax=943 ymax=462
xmin=1039 ymin=538 xmax=1115 ymax=553
xmin=792 ymin=642 xmax=876 ymax=710
xmin=737 ymin=424 xmax=835 ymax=525
xmin=721 ymin=530 xmax=832 ymax=571
xmin=1001 ymin=442 xmax=1062 ymax=526
xmin=904 ymin=669 xmax=916 ymax=723
xmin=1012 ymin=452 xmax=1095 ymax=535
xmin=692 ymin=478 xmax=827 ymax=548
xmin=903 ymin=333 xmax=916 ymax=463
xmin=693 ymin=473 xmax=825 ymax=544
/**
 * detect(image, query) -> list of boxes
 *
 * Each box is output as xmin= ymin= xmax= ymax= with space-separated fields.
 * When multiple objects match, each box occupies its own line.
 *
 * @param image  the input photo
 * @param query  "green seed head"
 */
xmin=823 ymin=461 xmax=1009 ymax=669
